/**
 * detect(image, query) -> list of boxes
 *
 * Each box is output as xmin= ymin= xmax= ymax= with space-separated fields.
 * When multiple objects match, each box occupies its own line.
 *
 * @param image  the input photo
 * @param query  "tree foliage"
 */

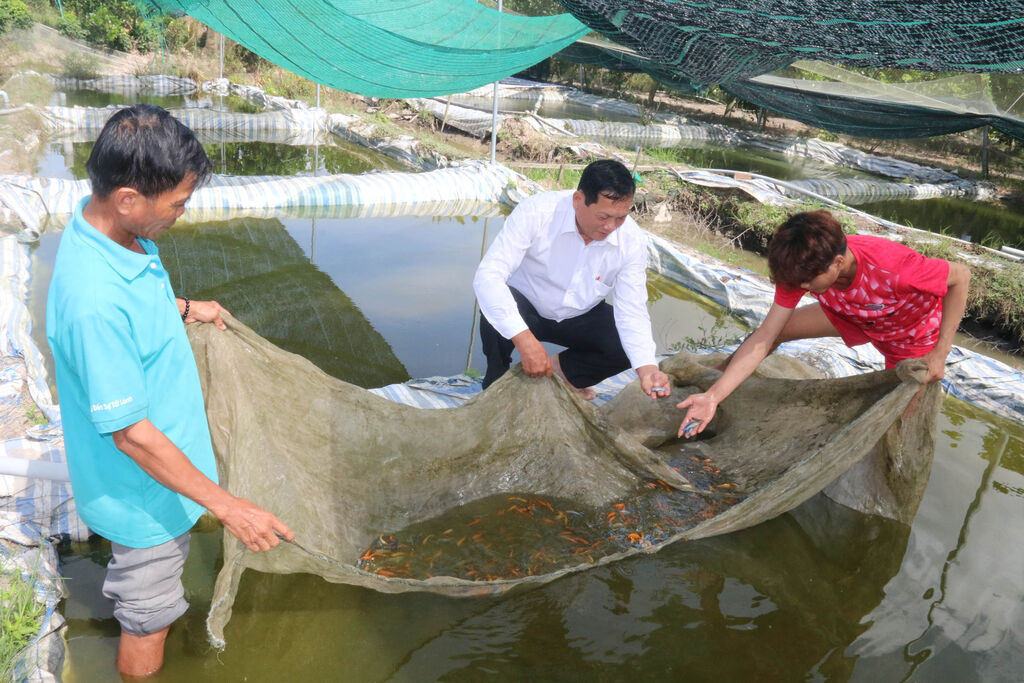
xmin=0 ymin=0 xmax=32 ymax=36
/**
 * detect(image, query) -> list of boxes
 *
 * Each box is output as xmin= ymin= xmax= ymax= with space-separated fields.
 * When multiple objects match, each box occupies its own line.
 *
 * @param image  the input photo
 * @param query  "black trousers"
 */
xmin=480 ymin=288 xmax=630 ymax=390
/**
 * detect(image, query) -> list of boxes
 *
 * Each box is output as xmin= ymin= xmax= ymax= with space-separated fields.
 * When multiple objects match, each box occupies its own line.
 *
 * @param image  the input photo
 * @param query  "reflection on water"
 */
xmin=56 ymin=90 xmax=259 ymax=113
xmin=855 ymin=198 xmax=1024 ymax=250
xmin=849 ymin=398 xmax=1024 ymax=681
xmin=159 ymin=218 xmax=409 ymax=387
xmin=57 ymin=90 xmax=193 ymax=110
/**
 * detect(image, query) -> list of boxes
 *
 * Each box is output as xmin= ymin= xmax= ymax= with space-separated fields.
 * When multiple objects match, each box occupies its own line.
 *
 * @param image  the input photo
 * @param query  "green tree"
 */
xmin=0 ymin=0 xmax=32 ymax=36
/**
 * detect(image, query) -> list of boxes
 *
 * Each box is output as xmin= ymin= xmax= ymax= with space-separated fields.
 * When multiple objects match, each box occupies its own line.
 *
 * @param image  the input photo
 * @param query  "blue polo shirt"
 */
xmin=46 ymin=197 xmax=218 ymax=548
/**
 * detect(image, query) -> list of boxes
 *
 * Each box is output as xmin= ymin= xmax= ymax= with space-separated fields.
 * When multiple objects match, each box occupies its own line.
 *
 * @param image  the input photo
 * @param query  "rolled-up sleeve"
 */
xmin=612 ymin=236 xmax=658 ymax=369
xmin=473 ymin=209 xmax=534 ymax=341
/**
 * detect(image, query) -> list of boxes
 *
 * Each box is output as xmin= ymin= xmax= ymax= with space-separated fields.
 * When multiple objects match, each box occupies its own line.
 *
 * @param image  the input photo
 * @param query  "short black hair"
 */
xmin=86 ymin=104 xmax=211 ymax=199
xmin=577 ymin=159 xmax=635 ymax=205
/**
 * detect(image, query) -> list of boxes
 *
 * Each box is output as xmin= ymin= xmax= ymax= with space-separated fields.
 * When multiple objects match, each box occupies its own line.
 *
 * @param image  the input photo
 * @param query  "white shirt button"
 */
xmin=150 ymin=263 xmax=157 ymax=269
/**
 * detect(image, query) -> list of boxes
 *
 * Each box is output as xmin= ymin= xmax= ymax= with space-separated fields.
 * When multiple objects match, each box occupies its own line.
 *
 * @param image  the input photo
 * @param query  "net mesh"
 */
xmin=188 ymin=319 xmax=938 ymax=648
xmin=554 ymin=1 xmax=1024 ymax=87
xmin=722 ymin=62 xmax=1024 ymax=141
xmin=138 ymin=0 xmax=588 ymax=97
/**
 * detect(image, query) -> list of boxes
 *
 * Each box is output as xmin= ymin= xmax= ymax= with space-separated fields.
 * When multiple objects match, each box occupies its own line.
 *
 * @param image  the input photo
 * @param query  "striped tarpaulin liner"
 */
xmin=0 ymin=162 xmax=518 ymax=237
xmin=47 ymin=74 xmax=198 ymax=96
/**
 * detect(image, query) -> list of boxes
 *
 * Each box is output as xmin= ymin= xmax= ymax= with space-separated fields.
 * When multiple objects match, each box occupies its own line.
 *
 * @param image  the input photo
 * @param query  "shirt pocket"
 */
xmin=591 ymin=279 xmax=613 ymax=300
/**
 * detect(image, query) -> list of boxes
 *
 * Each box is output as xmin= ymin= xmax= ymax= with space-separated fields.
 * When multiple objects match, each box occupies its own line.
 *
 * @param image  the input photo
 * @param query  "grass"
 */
xmin=521 ymin=166 xmax=583 ymax=190
xmin=0 ymin=564 xmax=46 ymax=680
xmin=58 ymin=50 xmax=99 ymax=80
xmin=909 ymin=236 xmax=1024 ymax=344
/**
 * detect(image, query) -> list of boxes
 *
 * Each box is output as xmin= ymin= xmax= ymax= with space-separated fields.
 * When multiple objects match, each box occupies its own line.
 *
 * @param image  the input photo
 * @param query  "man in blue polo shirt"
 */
xmin=46 ymin=105 xmax=294 ymax=677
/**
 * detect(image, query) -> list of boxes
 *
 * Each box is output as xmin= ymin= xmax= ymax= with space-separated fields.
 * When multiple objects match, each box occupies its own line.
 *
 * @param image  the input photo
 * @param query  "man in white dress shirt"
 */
xmin=473 ymin=159 xmax=671 ymax=400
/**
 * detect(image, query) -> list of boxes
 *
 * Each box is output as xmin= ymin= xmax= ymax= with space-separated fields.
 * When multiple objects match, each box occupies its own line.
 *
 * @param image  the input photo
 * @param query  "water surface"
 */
xmin=58 ymin=397 xmax=1024 ymax=682
xmin=855 ymin=197 xmax=1024 ymax=250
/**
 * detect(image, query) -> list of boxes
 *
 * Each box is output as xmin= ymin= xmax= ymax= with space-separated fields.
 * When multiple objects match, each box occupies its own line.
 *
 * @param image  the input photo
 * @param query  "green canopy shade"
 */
xmin=140 ymin=0 xmax=588 ymax=97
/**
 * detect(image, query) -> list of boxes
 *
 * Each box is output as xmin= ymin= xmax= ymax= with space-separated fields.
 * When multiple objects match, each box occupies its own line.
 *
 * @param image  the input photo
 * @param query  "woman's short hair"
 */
xmin=86 ymin=104 xmax=211 ymax=199
xmin=767 ymin=210 xmax=848 ymax=288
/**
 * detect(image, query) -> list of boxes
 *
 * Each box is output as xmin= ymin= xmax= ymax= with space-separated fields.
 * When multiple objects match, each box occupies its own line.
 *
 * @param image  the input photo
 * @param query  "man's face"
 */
xmin=800 ymin=255 xmax=843 ymax=293
xmin=125 ymin=174 xmax=197 ymax=240
xmin=572 ymin=190 xmax=633 ymax=243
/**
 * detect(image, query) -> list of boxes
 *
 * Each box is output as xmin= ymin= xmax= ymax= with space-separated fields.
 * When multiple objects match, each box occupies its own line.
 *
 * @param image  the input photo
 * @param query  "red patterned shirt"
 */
xmin=774 ymin=235 xmax=950 ymax=364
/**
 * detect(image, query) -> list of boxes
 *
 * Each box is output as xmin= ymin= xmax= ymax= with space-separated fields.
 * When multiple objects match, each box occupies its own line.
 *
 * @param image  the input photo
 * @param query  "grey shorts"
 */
xmin=102 ymin=533 xmax=191 ymax=636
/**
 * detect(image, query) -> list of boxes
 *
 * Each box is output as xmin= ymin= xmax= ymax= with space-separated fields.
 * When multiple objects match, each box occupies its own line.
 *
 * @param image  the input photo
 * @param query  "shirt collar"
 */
xmin=70 ymin=196 xmax=160 ymax=280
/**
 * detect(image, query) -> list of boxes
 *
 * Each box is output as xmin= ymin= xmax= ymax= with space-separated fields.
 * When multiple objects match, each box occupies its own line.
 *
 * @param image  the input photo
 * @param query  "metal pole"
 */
xmin=981 ymin=125 xmax=990 ymax=179
xmin=219 ymin=33 xmax=225 ymax=112
xmin=316 ymin=84 xmax=322 ymax=174
xmin=489 ymin=0 xmax=503 ymax=165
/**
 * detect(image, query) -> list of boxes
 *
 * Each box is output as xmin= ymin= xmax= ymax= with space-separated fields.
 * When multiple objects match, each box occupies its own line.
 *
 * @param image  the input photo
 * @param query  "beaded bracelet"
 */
xmin=181 ymin=296 xmax=190 ymax=322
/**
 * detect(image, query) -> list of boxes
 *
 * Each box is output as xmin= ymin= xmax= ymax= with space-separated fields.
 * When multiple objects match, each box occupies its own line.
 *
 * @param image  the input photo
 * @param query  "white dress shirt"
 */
xmin=473 ymin=190 xmax=658 ymax=370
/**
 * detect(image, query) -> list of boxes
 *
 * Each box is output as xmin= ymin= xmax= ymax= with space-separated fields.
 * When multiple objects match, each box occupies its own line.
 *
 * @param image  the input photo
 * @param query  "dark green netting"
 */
xmin=723 ymin=76 xmax=1024 ymax=142
xmin=554 ymin=1 xmax=1024 ymax=87
xmin=158 ymin=218 xmax=409 ymax=387
xmin=553 ymin=38 xmax=1024 ymax=142
xmin=554 ymin=40 xmax=700 ymax=92
xmin=138 ymin=0 xmax=588 ymax=97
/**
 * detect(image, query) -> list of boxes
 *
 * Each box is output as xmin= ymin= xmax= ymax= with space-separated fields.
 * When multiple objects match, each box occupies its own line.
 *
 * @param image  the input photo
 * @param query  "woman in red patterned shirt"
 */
xmin=676 ymin=209 xmax=970 ymax=438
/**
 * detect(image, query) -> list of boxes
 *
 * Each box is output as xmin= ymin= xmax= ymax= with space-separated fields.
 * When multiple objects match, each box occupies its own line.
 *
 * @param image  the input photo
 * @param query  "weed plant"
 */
xmin=668 ymin=316 xmax=743 ymax=353
xmin=909 ymin=236 xmax=1024 ymax=344
xmin=58 ymin=51 xmax=99 ymax=80
xmin=0 ymin=564 xmax=46 ymax=680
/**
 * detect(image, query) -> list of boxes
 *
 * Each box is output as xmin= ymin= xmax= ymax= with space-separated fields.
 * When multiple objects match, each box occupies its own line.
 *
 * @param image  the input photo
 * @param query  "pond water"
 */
xmin=854 ymin=197 xmax=1024 ymax=250
xmin=56 ymin=392 xmax=1024 ymax=681
xmin=26 ymin=209 xmax=1021 ymax=683
xmin=28 ymin=211 xmax=736 ymax=390
xmin=55 ymin=90 xmax=257 ymax=114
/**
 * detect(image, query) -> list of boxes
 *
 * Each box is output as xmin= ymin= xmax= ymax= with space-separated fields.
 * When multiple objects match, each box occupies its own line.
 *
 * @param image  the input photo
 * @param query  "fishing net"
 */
xmin=188 ymin=319 xmax=938 ymax=648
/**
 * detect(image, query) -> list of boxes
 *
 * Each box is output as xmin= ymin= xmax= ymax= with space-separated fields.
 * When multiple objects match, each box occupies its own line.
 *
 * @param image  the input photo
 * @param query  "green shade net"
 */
xmin=555 ymin=39 xmax=701 ymax=92
xmin=553 ymin=37 xmax=1024 ymax=142
xmin=722 ymin=63 xmax=1024 ymax=142
xmin=138 ymin=0 xmax=588 ymax=97
xmin=554 ymin=0 xmax=1024 ymax=88
xmin=188 ymin=319 xmax=938 ymax=649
